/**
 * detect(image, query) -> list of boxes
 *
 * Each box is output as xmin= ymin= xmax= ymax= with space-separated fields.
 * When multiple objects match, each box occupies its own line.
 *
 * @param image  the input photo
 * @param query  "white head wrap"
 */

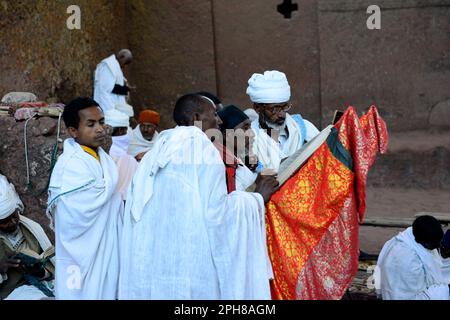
xmin=104 ymin=109 xmax=130 ymax=128
xmin=115 ymin=102 xmax=134 ymax=117
xmin=0 ymin=175 xmax=24 ymax=220
xmin=246 ymin=70 xmax=291 ymax=104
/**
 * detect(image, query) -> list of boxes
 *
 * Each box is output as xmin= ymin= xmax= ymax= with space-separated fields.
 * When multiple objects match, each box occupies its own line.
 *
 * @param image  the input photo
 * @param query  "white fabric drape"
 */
xmin=251 ymin=113 xmax=318 ymax=172
xmin=47 ymin=139 xmax=123 ymax=300
xmin=127 ymin=125 xmax=159 ymax=158
xmin=118 ymin=126 xmax=272 ymax=300
xmin=93 ymin=54 xmax=127 ymax=111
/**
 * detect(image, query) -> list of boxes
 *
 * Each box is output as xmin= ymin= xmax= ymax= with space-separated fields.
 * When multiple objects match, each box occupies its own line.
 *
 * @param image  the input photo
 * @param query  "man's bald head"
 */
xmin=173 ymin=94 xmax=220 ymax=132
xmin=116 ymin=49 xmax=133 ymax=67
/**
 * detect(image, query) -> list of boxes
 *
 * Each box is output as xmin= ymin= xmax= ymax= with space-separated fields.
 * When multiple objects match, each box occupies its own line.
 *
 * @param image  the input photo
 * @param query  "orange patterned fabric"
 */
xmin=266 ymin=106 xmax=388 ymax=300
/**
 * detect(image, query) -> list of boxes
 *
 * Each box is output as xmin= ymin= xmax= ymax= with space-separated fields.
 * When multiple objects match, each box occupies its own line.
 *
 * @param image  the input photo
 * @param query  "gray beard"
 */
xmin=265 ymin=120 xmax=287 ymax=136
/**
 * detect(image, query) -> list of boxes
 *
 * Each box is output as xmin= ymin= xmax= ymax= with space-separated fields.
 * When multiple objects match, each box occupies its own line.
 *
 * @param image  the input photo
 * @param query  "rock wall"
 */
xmin=0 ymin=0 xmax=127 ymax=104
xmin=0 ymin=116 xmax=68 ymax=239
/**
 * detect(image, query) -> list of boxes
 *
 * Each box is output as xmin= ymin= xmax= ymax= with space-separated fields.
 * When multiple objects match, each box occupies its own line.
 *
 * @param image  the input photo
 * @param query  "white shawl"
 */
xmin=251 ymin=113 xmax=303 ymax=172
xmin=47 ymin=138 xmax=123 ymax=300
xmin=119 ymin=126 xmax=272 ymax=300
xmin=127 ymin=125 xmax=159 ymax=158
xmin=376 ymin=227 xmax=449 ymax=300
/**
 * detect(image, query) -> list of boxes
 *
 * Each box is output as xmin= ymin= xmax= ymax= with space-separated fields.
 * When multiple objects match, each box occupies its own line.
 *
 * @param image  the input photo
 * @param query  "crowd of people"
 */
xmin=0 ymin=49 xmax=449 ymax=300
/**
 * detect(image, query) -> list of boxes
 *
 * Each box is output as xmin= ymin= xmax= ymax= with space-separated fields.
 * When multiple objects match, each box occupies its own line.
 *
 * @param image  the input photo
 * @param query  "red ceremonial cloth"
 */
xmin=266 ymin=106 xmax=388 ymax=300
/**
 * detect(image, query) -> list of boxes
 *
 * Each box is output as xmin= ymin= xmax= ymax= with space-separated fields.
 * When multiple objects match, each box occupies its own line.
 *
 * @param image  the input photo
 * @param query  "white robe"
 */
xmin=47 ymin=139 xmax=123 ymax=300
xmin=251 ymin=113 xmax=319 ymax=172
xmin=375 ymin=227 xmax=449 ymax=300
xmin=109 ymin=136 xmax=139 ymax=201
xmin=118 ymin=126 xmax=273 ymax=300
xmin=93 ymin=54 xmax=127 ymax=111
xmin=127 ymin=125 xmax=159 ymax=158
xmin=442 ymin=257 xmax=450 ymax=285
xmin=235 ymin=159 xmax=258 ymax=191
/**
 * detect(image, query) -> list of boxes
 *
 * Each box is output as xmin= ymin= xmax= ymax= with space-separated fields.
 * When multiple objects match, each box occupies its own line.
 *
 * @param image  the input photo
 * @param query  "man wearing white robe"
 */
xmin=104 ymin=109 xmax=139 ymax=201
xmin=118 ymin=94 xmax=279 ymax=300
xmin=47 ymin=97 xmax=123 ymax=300
xmin=0 ymin=175 xmax=55 ymax=300
xmin=94 ymin=50 xmax=133 ymax=112
xmin=246 ymin=70 xmax=320 ymax=172
xmin=375 ymin=216 xmax=449 ymax=300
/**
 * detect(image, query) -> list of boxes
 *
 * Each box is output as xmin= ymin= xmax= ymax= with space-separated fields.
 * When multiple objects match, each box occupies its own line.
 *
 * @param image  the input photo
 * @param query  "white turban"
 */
xmin=0 ymin=175 xmax=24 ymax=220
xmin=246 ymin=70 xmax=291 ymax=104
xmin=115 ymin=102 xmax=134 ymax=117
xmin=104 ymin=109 xmax=130 ymax=128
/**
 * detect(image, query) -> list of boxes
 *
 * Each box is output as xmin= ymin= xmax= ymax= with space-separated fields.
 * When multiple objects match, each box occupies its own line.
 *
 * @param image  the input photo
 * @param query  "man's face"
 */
xmin=226 ymin=119 xmax=255 ymax=157
xmin=68 ymin=106 xmax=106 ymax=149
xmin=139 ymin=123 xmax=157 ymax=141
xmin=254 ymin=102 xmax=291 ymax=126
xmin=197 ymin=102 xmax=221 ymax=132
xmin=0 ymin=210 xmax=20 ymax=234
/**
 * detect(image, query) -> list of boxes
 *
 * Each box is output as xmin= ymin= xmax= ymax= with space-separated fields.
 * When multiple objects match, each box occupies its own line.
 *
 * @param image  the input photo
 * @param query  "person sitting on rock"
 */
xmin=0 ymin=175 xmax=55 ymax=300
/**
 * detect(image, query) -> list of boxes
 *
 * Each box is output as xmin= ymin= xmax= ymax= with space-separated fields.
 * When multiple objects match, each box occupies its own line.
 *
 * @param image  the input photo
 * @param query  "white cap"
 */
xmin=104 ymin=109 xmax=130 ymax=128
xmin=0 ymin=175 xmax=23 ymax=220
xmin=246 ymin=70 xmax=291 ymax=104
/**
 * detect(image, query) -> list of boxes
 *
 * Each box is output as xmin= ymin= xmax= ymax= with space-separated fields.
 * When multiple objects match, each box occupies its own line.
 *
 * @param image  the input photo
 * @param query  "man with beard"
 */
xmin=128 ymin=109 xmax=160 ymax=161
xmin=246 ymin=70 xmax=320 ymax=172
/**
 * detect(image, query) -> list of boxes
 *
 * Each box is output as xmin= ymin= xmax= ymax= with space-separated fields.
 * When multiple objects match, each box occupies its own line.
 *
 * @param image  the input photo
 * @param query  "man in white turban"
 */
xmin=0 ymin=174 xmax=55 ymax=300
xmin=246 ymin=70 xmax=320 ymax=172
xmin=104 ymin=109 xmax=139 ymax=201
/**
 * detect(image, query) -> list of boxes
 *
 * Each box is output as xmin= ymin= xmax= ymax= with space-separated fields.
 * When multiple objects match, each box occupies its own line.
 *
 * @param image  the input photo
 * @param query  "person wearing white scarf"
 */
xmin=47 ymin=97 xmax=123 ymax=300
xmin=104 ymin=109 xmax=138 ymax=201
xmin=128 ymin=109 xmax=160 ymax=160
xmin=246 ymin=70 xmax=319 ymax=172
xmin=375 ymin=216 xmax=449 ymax=300
xmin=0 ymin=174 xmax=55 ymax=300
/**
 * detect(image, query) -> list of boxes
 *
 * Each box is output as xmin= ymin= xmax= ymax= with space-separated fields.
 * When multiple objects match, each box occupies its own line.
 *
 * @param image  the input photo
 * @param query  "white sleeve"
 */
xmin=93 ymin=63 xmax=117 ymax=111
xmin=303 ymin=119 xmax=320 ymax=142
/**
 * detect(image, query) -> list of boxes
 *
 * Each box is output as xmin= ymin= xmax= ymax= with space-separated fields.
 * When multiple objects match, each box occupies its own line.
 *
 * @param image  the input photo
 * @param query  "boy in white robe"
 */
xmin=118 ymin=94 xmax=279 ymax=300
xmin=47 ymin=97 xmax=123 ymax=300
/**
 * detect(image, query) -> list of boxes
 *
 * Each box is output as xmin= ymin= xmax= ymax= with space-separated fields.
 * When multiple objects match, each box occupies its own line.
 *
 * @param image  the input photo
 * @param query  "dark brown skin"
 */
xmin=67 ymin=106 xmax=106 ymax=149
xmin=139 ymin=122 xmax=157 ymax=141
xmin=254 ymin=174 xmax=279 ymax=204
xmin=254 ymin=102 xmax=291 ymax=127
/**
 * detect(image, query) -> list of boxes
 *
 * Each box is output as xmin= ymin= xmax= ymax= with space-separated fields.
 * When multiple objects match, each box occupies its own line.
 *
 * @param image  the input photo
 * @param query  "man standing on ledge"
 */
xmin=246 ymin=70 xmax=320 ymax=172
xmin=94 ymin=49 xmax=133 ymax=112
